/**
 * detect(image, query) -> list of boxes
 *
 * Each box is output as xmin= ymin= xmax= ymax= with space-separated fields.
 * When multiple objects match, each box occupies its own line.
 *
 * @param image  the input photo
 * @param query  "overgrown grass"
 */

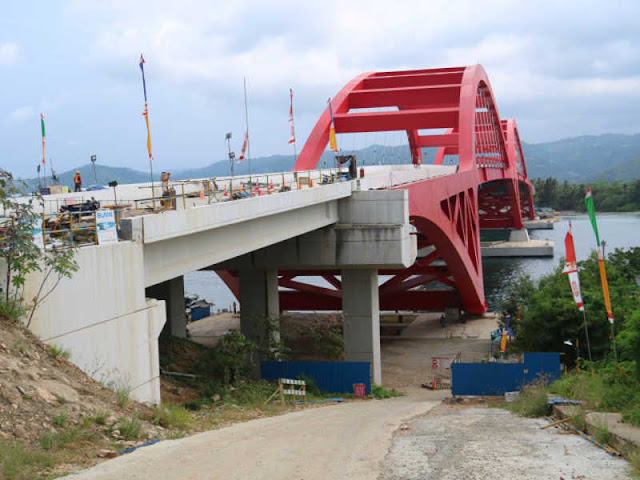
xmin=117 ymin=417 xmax=142 ymax=440
xmin=40 ymin=427 xmax=82 ymax=451
xmin=371 ymin=384 xmax=403 ymax=399
xmin=52 ymin=413 xmax=68 ymax=428
xmin=593 ymin=420 xmax=611 ymax=445
xmin=89 ymin=410 xmax=109 ymax=426
xmin=48 ymin=343 xmax=70 ymax=360
xmin=153 ymin=404 xmax=193 ymax=429
xmin=626 ymin=448 xmax=640 ymax=479
xmin=0 ymin=439 xmax=54 ymax=480
xmin=505 ymin=383 xmax=549 ymax=417
xmin=550 ymin=366 xmax=640 ymax=426
xmin=0 ymin=299 xmax=26 ymax=322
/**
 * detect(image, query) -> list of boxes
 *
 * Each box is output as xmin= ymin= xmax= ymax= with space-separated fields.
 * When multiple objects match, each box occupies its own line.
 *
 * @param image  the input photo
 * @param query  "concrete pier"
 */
xmin=239 ymin=269 xmax=280 ymax=373
xmin=524 ymin=218 xmax=556 ymax=230
xmin=341 ymin=269 xmax=381 ymax=385
xmin=481 ymin=239 xmax=553 ymax=257
xmin=146 ymin=276 xmax=187 ymax=338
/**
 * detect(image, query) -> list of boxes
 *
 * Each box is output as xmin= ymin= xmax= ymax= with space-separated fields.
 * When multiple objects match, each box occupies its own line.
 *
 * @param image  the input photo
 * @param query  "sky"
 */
xmin=1 ymin=0 xmax=640 ymax=178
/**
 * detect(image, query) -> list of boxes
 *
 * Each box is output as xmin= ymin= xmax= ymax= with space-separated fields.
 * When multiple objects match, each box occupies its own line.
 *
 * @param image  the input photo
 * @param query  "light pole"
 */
xmin=90 ymin=155 xmax=98 ymax=185
xmin=226 ymin=133 xmax=235 ymax=178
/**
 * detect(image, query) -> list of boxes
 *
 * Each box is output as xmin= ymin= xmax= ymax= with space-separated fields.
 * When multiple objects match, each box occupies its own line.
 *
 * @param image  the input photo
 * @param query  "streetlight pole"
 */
xmin=91 ymin=155 xmax=98 ymax=185
xmin=226 ymin=133 xmax=235 ymax=178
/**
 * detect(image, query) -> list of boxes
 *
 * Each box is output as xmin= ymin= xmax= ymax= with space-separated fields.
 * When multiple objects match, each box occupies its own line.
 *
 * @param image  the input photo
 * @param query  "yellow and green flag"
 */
xmin=328 ymin=98 xmax=338 ymax=152
xmin=585 ymin=187 xmax=614 ymax=324
xmin=40 ymin=113 xmax=46 ymax=165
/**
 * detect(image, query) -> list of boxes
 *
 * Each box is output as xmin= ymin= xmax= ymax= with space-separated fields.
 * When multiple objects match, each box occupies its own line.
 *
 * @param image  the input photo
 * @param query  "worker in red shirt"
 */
xmin=73 ymin=170 xmax=82 ymax=192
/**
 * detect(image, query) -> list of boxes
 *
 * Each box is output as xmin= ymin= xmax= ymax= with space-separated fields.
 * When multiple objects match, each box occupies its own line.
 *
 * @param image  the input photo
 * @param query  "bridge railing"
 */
xmin=126 ymin=168 xmax=353 ymax=214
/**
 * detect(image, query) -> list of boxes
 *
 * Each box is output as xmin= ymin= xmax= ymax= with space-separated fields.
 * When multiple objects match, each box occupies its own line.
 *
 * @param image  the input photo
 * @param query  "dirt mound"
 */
xmin=0 ymin=318 xmax=166 ymax=477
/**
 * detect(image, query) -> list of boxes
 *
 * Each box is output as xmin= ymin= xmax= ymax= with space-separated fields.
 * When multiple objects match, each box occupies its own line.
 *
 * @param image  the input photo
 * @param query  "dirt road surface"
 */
xmin=382 ymin=406 xmax=633 ymax=480
xmin=66 ymin=393 xmax=443 ymax=480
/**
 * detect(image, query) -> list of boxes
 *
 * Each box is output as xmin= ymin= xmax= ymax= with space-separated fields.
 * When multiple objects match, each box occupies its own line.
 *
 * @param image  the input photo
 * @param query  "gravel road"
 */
xmin=382 ymin=406 xmax=633 ymax=480
xmin=65 ymin=393 xmax=441 ymax=480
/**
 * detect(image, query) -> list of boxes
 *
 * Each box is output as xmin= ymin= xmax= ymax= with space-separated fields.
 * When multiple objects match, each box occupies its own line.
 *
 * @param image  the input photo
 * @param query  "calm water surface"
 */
xmin=185 ymin=214 xmax=640 ymax=312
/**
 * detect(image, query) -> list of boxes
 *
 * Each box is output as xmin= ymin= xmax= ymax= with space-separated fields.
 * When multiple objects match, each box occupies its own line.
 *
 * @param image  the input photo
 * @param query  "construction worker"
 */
xmin=73 ymin=170 xmax=82 ymax=192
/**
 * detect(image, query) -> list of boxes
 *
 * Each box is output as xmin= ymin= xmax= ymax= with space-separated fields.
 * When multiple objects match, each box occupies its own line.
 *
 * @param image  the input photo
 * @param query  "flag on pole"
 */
xmin=500 ymin=314 xmax=511 ymax=353
xmin=288 ymin=88 xmax=296 ymax=145
xmin=40 ymin=113 xmax=46 ymax=164
xmin=139 ymin=54 xmax=153 ymax=160
xmin=238 ymin=130 xmax=248 ymax=162
xmin=328 ymin=98 xmax=338 ymax=152
xmin=562 ymin=222 xmax=585 ymax=311
xmin=585 ymin=187 xmax=614 ymax=324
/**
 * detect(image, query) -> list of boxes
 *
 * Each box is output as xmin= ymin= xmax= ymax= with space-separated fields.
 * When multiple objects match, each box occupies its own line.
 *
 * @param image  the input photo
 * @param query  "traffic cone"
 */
xmin=224 ymin=185 xmax=228 ymax=197
xmin=309 ymin=178 xmax=314 ymax=187
xmin=199 ymin=185 xmax=205 ymax=199
xmin=432 ymin=378 xmax=437 ymax=389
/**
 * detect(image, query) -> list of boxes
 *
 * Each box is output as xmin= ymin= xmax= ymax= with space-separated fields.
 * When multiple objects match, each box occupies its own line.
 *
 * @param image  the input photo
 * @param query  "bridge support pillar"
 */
xmin=239 ymin=268 xmax=280 ymax=375
xmin=341 ymin=269 xmax=381 ymax=385
xmin=509 ymin=229 xmax=530 ymax=242
xmin=146 ymin=276 xmax=187 ymax=338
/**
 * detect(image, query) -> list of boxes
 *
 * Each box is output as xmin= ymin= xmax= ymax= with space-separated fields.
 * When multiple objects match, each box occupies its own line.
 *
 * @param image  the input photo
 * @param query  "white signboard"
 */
xmin=96 ymin=209 xmax=118 ymax=245
xmin=31 ymin=218 xmax=45 ymax=250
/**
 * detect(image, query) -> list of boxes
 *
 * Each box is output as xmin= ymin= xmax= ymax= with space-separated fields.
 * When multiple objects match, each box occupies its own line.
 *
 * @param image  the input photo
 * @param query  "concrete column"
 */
xmin=341 ymin=269 xmax=381 ymax=385
xmin=239 ymin=269 xmax=280 ymax=373
xmin=509 ymin=229 xmax=530 ymax=242
xmin=146 ymin=276 xmax=187 ymax=338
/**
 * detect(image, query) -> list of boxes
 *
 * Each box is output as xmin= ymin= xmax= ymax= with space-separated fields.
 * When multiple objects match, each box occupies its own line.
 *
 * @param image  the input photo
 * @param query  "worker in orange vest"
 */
xmin=73 ymin=170 xmax=82 ymax=192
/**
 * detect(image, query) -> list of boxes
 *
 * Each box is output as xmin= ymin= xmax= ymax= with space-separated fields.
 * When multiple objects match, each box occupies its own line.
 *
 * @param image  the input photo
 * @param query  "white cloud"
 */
xmin=0 ymin=42 xmax=18 ymax=66
xmin=5 ymin=105 xmax=35 ymax=124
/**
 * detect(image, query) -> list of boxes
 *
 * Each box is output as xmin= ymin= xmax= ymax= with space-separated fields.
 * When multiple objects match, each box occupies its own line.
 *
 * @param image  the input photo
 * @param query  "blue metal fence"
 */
xmin=261 ymin=361 xmax=371 ymax=394
xmin=451 ymin=352 xmax=561 ymax=396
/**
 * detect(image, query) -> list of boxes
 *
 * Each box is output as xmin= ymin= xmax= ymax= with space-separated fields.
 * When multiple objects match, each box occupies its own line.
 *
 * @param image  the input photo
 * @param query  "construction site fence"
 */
xmin=35 ymin=168 xmax=353 ymax=215
xmin=0 ymin=210 xmax=99 ymax=250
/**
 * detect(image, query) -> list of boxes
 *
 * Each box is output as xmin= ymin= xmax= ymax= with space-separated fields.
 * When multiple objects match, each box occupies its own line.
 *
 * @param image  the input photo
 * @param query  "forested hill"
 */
xmin=523 ymin=134 xmax=640 ymax=182
xmin=19 ymin=134 xmax=640 ymax=189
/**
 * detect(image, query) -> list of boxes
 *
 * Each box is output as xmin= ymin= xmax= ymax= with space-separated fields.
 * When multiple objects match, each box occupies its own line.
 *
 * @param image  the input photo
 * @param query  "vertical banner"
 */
xmin=96 ymin=210 xmax=118 ymax=245
xmin=328 ymin=98 xmax=338 ymax=152
xmin=562 ymin=225 xmax=584 ymax=311
xmin=40 ymin=113 xmax=46 ymax=165
xmin=288 ymin=88 xmax=296 ymax=145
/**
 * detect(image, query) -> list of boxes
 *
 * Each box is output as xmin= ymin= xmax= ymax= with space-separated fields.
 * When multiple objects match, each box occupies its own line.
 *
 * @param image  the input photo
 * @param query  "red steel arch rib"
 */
xmin=225 ymin=66 xmax=534 ymax=315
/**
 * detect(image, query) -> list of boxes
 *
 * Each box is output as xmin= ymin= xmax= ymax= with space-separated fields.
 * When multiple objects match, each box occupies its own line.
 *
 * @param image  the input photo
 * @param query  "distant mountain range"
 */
xmin=21 ymin=133 xmax=640 ymax=189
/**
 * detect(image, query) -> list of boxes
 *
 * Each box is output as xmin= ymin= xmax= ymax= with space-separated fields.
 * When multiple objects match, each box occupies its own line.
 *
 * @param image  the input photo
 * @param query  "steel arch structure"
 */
xmin=223 ymin=65 xmax=535 ymax=314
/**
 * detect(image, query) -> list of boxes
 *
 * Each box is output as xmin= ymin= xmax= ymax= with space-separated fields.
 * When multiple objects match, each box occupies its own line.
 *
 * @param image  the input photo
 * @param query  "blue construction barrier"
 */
xmin=451 ymin=352 xmax=561 ymax=396
xmin=261 ymin=361 xmax=371 ymax=394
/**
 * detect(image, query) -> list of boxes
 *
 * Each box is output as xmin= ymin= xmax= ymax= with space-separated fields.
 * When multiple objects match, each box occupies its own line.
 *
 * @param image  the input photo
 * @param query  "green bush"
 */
xmin=48 ymin=344 xmax=70 ymax=360
xmin=506 ymin=384 xmax=549 ymax=417
xmin=371 ymin=384 xmax=402 ymax=399
xmin=154 ymin=404 xmax=193 ymax=429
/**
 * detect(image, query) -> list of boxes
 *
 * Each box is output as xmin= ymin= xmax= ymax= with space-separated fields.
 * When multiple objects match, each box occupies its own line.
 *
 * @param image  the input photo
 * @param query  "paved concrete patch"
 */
xmin=382 ymin=407 xmax=633 ymax=480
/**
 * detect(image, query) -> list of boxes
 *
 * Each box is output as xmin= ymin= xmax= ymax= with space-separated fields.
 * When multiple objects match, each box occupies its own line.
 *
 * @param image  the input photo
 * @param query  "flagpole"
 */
xmin=244 ymin=77 xmax=251 ymax=176
xmin=289 ymin=88 xmax=297 ymax=163
xmin=581 ymin=308 xmax=592 ymax=362
xmin=601 ymin=240 xmax=618 ymax=363
xmin=139 ymin=54 xmax=156 ymax=212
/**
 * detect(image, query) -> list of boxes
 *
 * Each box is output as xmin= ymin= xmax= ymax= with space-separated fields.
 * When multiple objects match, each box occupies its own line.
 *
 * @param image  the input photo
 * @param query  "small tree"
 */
xmin=0 ymin=169 xmax=78 ymax=326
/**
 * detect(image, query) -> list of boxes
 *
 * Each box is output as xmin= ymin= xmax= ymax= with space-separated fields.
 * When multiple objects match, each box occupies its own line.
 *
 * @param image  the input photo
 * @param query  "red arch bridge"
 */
xmin=221 ymin=65 xmax=534 ymax=316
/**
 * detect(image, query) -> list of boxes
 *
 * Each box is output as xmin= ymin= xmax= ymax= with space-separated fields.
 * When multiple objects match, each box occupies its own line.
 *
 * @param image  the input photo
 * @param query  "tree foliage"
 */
xmin=0 ymin=169 xmax=78 ymax=325
xmin=500 ymin=247 xmax=640 ymax=377
xmin=533 ymin=177 xmax=640 ymax=212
